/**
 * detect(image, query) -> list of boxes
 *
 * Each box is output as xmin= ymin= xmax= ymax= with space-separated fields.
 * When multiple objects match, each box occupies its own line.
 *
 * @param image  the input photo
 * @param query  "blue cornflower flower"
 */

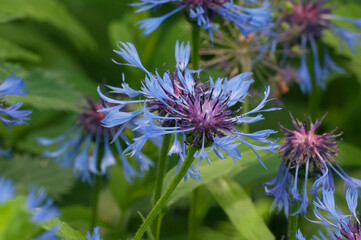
xmin=98 ymin=40 xmax=279 ymax=181
xmin=0 ymin=177 xmax=60 ymax=239
xmin=298 ymin=189 xmax=361 ymax=240
xmin=87 ymin=227 xmax=103 ymax=240
xmin=131 ymin=0 xmax=272 ymax=42
xmin=0 ymin=73 xmax=32 ymax=129
xmin=37 ymin=98 xmax=152 ymax=183
xmin=264 ymin=113 xmax=361 ymax=218
xmin=277 ymin=0 xmax=361 ymax=94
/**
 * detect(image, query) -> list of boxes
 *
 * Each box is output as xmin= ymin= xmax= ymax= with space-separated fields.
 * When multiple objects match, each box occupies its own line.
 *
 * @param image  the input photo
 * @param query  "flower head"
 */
xmin=272 ymin=0 xmax=361 ymax=94
xmin=0 ymin=73 xmax=32 ymax=129
xmin=37 ymin=98 xmax=152 ymax=183
xmin=98 ymin=40 xmax=279 ymax=181
xmin=264 ymin=113 xmax=361 ymax=217
xmin=298 ymin=189 xmax=361 ymax=240
xmin=131 ymin=0 xmax=272 ymax=42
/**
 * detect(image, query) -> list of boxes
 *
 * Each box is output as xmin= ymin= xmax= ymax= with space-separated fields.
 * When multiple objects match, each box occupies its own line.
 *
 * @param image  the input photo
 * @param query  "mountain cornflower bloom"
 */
xmin=0 ymin=73 xmax=32 ymax=129
xmin=131 ymin=0 xmax=272 ymax=42
xmin=37 ymin=98 xmax=152 ymax=183
xmin=98 ymin=40 xmax=279 ymax=181
xmin=264 ymin=113 xmax=361 ymax=217
xmin=0 ymin=177 xmax=60 ymax=239
xmin=297 ymin=189 xmax=361 ymax=240
xmin=275 ymin=0 xmax=361 ymax=94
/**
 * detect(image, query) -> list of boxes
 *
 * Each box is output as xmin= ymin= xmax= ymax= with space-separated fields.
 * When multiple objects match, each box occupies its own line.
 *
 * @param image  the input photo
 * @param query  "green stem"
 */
xmin=152 ymin=134 xmax=172 ymax=206
xmin=133 ymin=147 xmax=198 ymax=240
xmin=188 ymin=186 xmax=204 ymax=240
xmin=287 ymin=204 xmax=299 ymax=240
xmin=308 ymin=85 xmax=322 ymax=119
xmin=240 ymin=57 xmax=252 ymax=134
xmin=90 ymin=174 xmax=101 ymax=230
xmin=192 ymin=24 xmax=201 ymax=69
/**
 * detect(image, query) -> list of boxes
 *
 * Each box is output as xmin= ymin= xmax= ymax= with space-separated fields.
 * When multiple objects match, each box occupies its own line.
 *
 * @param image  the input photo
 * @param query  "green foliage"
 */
xmin=42 ymin=218 xmax=87 ymax=240
xmin=0 ymin=155 xmax=75 ymax=199
xmin=0 ymin=37 xmax=40 ymax=62
xmin=0 ymin=0 xmax=96 ymax=50
xmin=0 ymin=196 xmax=37 ymax=240
xmin=208 ymin=178 xmax=275 ymax=240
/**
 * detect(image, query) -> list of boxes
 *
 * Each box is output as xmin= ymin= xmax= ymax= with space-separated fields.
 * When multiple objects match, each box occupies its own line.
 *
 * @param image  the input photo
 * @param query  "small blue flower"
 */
xmin=0 ymin=74 xmax=32 ymax=129
xmin=276 ymin=0 xmax=361 ymax=94
xmin=265 ymin=113 xmax=361 ymax=217
xmin=131 ymin=0 xmax=272 ymax=41
xmin=37 ymin=99 xmax=152 ymax=183
xmin=87 ymin=227 xmax=103 ymax=240
xmin=0 ymin=177 xmax=15 ymax=203
xmin=99 ymin=40 xmax=279 ymax=181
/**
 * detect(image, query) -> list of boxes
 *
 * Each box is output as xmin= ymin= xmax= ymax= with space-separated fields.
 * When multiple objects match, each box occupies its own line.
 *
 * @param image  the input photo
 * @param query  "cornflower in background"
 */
xmin=264 ymin=113 xmax=361 ymax=217
xmin=199 ymin=26 xmax=296 ymax=98
xmin=297 ymin=189 xmax=361 ymax=240
xmin=0 ymin=73 xmax=32 ymax=158
xmin=0 ymin=177 xmax=60 ymax=240
xmin=98 ymin=40 xmax=279 ymax=181
xmin=273 ymin=0 xmax=361 ymax=94
xmin=131 ymin=0 xmax=272 ymax=41
xmin=37 ymin=98 xmax=152 ymax=184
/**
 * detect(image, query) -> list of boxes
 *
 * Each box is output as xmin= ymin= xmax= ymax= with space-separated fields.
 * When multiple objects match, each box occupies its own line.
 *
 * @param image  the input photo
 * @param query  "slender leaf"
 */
xmin=42 ymin=218 xmax=87 ymax=240
xmin=208 ymin=178 xmax=275 ymax=240
xmin=0 ymin=36 xmax=40 ymax=62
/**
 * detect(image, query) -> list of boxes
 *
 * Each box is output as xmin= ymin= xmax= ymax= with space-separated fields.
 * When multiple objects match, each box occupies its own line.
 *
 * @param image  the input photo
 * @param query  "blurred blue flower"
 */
xmin=264 ymin=113 xmax=361 ymax=217
xmin=278 ymin=0 xmax=361 ymax=94
xmin=37 ymin=98 xmax=152 ymax=184
xmin=0 ymin=73 xmax=32 ymax=129
xmin=131 ymin=0 xmax=272 ymax=42
xmin=98 ymin=40 xmax=279 ymax=181
xmin=0 ymin=177 xmax=15 ymax=203
xmin=0 ymin=177 xmax=60 ymax=239
xmin=298 ymin=189 xmax=361 ymax=240
xmin=87 ymin=227 xmax=103 ymax=240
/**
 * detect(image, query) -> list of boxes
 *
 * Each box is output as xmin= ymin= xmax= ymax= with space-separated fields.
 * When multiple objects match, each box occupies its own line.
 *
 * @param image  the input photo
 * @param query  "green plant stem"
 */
xmin=308 ymin=84 xmax=322 ymax=119
xmin=152 ymin=134 xmax=172 ymax=240
xmin=133 ymin=146 xmax=197 ymax=240
xmin=90 ymin=174 xmax=101 ymax=230
xmin=287 ymin=204 xmax=299 ymax=240
xmin=192 ymin=24 xmax=201 ymax=69
xmin=240 ymin=57 xmax=252 ymax=134
xmin=152 ymin=134 xmax=172 ymax=206
xmin=188 ymin=186 xmax=204 ymax=240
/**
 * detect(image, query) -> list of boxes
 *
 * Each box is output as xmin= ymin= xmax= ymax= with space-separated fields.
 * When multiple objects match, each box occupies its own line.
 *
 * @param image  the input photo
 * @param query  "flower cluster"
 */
xmin=37 ymin=98 xmax=152 ymax=183
xmin=0 ymin=177 xmax=60 ymax=240
xmin=0 ymin=73 xmax=32 ymax=129
xmin=131 ymin=0 xmax=272 ymax=42
xmin=264 ymin=113 xmax=361 ymax=217
xmin=275 ymin=0 xmax=361 ymax=94
xmin=297 ymin=189 xmax=361 ymax=240
xmin=98 ymin=40 xmax=279 ymax=181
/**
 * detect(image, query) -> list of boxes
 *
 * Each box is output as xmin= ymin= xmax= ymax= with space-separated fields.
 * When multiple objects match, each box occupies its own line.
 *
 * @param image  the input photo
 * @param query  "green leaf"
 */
xmin=162 ymin=145 xmax=278 ymax=206
xmin=0 ymin=13 xmax=23 ymax=23
xmin=0 ymin=65 xmax=84 ymax=111
xmin=42 ymin=218 xmax=87 ymax=240
xmin=0 ymin=36 xmax=40 ymax=62
xmin=0 ymin=0 xmax=96 ymax=50
xmin=207 ymin=178 xmax=275 ymax=240
xmin=0 ymin=196 xmax=37 ymax=240
xmin=0 ymin=155 xmax=75 ymax=199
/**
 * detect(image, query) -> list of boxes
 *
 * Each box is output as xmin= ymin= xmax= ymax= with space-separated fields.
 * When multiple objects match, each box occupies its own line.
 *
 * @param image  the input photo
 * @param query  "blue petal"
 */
xmin=175 ymin=41 xmax=190 ymax=71
xmin=0 ymin=73 xmax=28 ymax=96
xmin=0 ymin=177 xmax=15 ymax=203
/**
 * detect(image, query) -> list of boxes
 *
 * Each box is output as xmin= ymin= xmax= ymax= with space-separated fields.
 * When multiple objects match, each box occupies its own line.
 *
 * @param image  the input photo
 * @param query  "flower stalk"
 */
xmin=133 ymin=146 xmax=198 ymax=240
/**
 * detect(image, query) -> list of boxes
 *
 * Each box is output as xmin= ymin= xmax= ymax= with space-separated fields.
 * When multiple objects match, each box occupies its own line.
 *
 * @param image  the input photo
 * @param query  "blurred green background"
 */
xmin=0 ymin=0 xmax=360 ymax=239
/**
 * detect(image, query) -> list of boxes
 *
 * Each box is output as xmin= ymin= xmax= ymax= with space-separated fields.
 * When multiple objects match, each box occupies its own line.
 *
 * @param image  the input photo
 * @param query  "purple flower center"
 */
xmin=282 ymin=1 xmax=331 ymax=38
xmin=182 ymin=0 xmax=227 ymax=9
xmin=79 ymin=99 xmax=107 ymax=135
xmin=280 ymin=114 xmax=341 ymax=170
